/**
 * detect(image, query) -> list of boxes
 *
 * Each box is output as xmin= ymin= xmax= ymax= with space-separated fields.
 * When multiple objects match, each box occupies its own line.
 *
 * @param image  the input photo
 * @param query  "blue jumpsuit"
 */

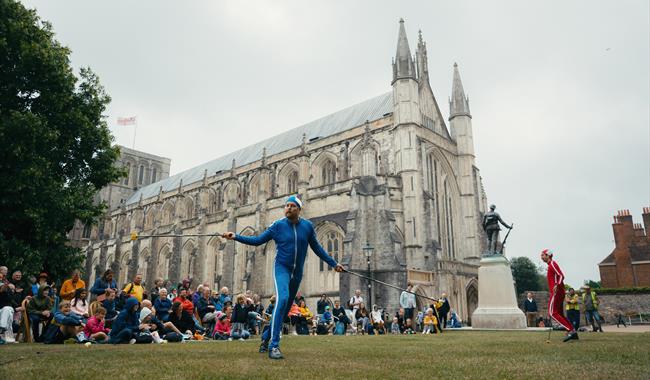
xmin=234 ymin=217 xmax=338 ymax=349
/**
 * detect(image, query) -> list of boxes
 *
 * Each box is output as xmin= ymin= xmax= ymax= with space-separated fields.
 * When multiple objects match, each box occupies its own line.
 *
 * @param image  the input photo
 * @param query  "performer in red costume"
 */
xmin=541 ymin=249 xmax=578 ymax=342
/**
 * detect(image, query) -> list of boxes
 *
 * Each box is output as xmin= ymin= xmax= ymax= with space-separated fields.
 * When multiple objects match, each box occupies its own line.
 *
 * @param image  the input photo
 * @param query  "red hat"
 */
xmin=540 ymin=249 xmax=553 ymax=258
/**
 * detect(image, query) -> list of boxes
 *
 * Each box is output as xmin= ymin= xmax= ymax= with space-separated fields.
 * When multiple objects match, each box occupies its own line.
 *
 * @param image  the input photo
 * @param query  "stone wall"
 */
xmin=518 ymin=290 xmax=650 ymax=323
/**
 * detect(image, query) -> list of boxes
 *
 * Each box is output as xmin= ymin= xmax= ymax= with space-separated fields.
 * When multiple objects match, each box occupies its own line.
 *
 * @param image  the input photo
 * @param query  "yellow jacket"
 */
xmin=565 ymin=294 xmax=579 ymax=311
xmin=424 ymin=315 xmax=438 ymax=325
xmin=299 ymin=306 xmax=313 ymax=320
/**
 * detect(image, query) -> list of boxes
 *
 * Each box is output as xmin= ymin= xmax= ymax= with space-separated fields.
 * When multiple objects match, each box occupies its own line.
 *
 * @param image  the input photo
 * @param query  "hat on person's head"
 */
xmin=286 ymin=195 xmax=302 ymax=209
xmin=139 ymin=307 xmax=153 ymax=323
xmin=325 ymin=305 xmax=330 ymax=310
xmin=540 ymin=248 xmax=553 ymax=258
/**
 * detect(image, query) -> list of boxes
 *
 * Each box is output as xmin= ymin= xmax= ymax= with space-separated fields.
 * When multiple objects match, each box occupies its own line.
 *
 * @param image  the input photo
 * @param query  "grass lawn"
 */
xmin=2 ymin=331 xmax=649 ymax=379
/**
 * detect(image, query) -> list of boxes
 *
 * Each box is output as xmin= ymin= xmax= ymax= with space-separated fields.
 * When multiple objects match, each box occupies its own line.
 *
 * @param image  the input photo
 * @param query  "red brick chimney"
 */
xmin=612 ymin=210 xmax=635 ymax=287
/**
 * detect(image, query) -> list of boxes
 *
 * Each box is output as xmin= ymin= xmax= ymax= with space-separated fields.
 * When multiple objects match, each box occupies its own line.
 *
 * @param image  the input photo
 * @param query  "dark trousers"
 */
xmin=29 ymin=313 xmax=51 ymax=342
xmin=566 ymin=309 xmax=580 ymax=331
xmin=404 ymin=308 xmax=414 ymax=321
xmin=109 ymin=328 xmax=134 ymax=344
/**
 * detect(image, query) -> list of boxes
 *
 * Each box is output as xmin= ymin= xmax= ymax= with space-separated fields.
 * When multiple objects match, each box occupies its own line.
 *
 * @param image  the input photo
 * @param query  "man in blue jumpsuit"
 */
xmin=222 ymin=195 xmax=344 ymax=359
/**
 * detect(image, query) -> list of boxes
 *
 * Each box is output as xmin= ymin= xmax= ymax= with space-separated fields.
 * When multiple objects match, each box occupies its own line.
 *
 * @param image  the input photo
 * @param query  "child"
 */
xmin=231 ymin=294 xmax=251 ymax=340
xmin=403 ymin=318 xmax=415 ymax=334
xmin=70 ymin=288 xmax=89 ymax=318
xmin=154 ymin=288 xmax=172 ymax=322
xmin=213 ymin=311 xmax=231 ymax=340
xmin=43 ymin=300 xmax=84 ymax=344
xmin=84 ymin=306 xmax=110 ymax=341
xmin=422 ymin=308 xmax=439 ymax=334
xmin=139 ymin=307 xmax=166 ymax=344
xmin=101 ymin=289 xmax=117 ymax=320
xmin=390 ymin=317 xmax=400 ymax=334
xmin=109 ymin=297 xmax=140 ymax=344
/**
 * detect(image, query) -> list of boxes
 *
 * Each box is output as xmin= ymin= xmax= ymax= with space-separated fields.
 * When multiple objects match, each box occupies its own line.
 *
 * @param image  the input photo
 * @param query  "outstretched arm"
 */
xmin=222 ymin=224 xmax=274 ymax=246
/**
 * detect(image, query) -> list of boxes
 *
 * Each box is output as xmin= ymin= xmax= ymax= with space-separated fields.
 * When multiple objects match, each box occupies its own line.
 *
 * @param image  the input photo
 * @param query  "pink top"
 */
xmin=70 ymin=299 xmax=88 ymax=316
xmin=214 ymin=319 xmax=231 ymax=335
xmin=84 ymin=315 xmax=109 ymax=336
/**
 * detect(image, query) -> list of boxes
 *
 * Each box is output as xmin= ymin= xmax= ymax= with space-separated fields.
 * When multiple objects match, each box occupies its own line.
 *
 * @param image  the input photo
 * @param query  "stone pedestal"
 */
xmin=471 ymin=255 xmax=527 ymax=329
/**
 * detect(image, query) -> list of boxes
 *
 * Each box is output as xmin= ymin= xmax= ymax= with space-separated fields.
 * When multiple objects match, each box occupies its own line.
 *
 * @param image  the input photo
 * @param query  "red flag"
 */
xmin=117 ymin=116 xmax=137 ymax=126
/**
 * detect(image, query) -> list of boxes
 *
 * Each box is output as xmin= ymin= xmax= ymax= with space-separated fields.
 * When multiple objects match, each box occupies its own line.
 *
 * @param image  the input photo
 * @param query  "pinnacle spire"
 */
xmin=393 ymin=18 xmax=416 ymax=82
xmin=449 ymin=62 xmax=471 ymax=119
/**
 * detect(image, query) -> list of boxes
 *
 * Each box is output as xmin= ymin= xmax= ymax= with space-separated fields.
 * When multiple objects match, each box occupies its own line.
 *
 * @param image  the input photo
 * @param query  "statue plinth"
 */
xmin=471 ymin=254 xmax=527 ymax=329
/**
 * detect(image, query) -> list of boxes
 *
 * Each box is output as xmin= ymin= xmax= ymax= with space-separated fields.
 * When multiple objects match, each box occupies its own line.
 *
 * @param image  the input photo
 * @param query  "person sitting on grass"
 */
xmin=298 ymin=299 xmax=314 ymax=335
xmin=101 ymin=289 xmax=117 ymax=323
xmin=318 ymin=305 xmax=334 ymax=334
xmin=168 ymin=301 xmax=195 ymax=338
xmin=231 ymin=294 xmax=251 ymax=340
xmin=109 ymin=297 xmax=141 ymax=344
xmin=154 ymin=288 xmax=172 ymax=322
xmin=395 ymin=308 xmax=406 ymax=333
xmin=403 ymin=318 xmax=415 ymax=334
xmin=422 ymin=308 xmax=439 ymax=334
xmin=26 ymin=285 xmax=53 ymax=342
xmin=448 ymin=309 xmax=462 ymax=328
xmin=355 ymin=303 xmax=370 ymax=334
xmin=70 ymin=288 xmax=89 ymax=319
xmin=139 ymin=307 xmax=166 ymax=344
xmin=288 ymin=302 xmax=302 ymax=335
xmin=390 ymin=317 xmax=401 ymax=334
xmin=197 ymin=287 xmax=217 ymax=327
xmin=213 ymin=311 xmax=231 ymax=340
xmin=83 ymin=306 xmax=110 ymax=342
xmin=42 ymin=300 xmax=84 ymax=344
xmin=370 ymin=305 xmax=385 ymax=335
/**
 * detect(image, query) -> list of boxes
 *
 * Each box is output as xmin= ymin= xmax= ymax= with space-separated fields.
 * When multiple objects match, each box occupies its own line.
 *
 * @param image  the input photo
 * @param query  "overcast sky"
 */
xmin=21 ymin=0 xmax=649 ymax=287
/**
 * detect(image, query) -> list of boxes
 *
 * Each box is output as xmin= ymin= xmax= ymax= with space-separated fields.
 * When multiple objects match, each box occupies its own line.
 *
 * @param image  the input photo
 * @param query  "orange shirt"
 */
xmin=60 ymin=279 xmax=86 ymax=300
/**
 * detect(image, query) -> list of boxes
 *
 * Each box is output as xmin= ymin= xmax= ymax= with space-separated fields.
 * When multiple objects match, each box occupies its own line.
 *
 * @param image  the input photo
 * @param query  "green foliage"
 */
xmin=510 ymin=256 xmax=544 ymax=294
xmin=583 ymin=279 xmax=602 ymax=289
xmin=0 ymin=1 xmax=122 ymax=282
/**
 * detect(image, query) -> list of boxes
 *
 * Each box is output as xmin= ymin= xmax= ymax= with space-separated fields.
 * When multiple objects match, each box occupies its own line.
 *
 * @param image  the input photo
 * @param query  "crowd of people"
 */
xmin=0 ymin=264 xmax=460 ymax=345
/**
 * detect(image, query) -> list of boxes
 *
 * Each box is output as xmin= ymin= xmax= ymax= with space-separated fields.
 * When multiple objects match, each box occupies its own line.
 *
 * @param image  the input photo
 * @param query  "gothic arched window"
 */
xmin=123 ymin=163 xmax=131 ymax=186
xmin=151 ymin=167 xmax=157 ymax=183
xmin=322 ymin=160 xmax=336 ymax=185
xmin=320 ymin=231 xmax=341 ymax=271
xmin=287 ymin=171 xmax=298 ymax=194
xmin=138 ymin=165 xmax=144 ymax=184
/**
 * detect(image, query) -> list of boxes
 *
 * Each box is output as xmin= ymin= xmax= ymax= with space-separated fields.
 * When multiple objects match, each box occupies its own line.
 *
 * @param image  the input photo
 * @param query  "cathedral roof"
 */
xmin=126 ymin=92 xmax=393 ymax=205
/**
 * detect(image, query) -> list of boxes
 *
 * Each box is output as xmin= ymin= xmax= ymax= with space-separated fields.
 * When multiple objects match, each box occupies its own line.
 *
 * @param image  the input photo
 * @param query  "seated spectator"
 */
xmin=214 ymin=287 xmax=230 ymax=311
xmin=26 ymin=285 xmax=54 ymax=342
xmin=168 ymin=301 xmax=196 ymax=336
xmin=149 ymin=278 xmax=163 ymax=304
xmin=248 ymin=294 xmax=264 ymax=335
xmin=42 ymin=300 xmax=84 ymax=344
xmin=447 ymin=309 xmax=462 ymax=328
xmin=213 ymin=311 xmax=231 ymax=340
xmin=101 ymin=289 xmax=118 ymax=321
xmin=90 ymin=270 xmax=118 ymax=302
xmin=70 ymin=288 xmax=89 ymax=318
xmin=287 ymin=302 xmax=301 ymax=335
xmin=298 ymin=299 xmax=314 ymax=335
xmin=192 ymin=284 xmax=203 ymax=306
xmin=317 ymin=305 xmax=334 ymax=335
xmin=139 ymin=307 xmax=166 ymax=344
xmin=197 ymin=287 xmax=217 ymax=325
xmin=173 ymin=289 xmax=194 ymax=315
xmin=395 ymin=308 xmax=406 ymax=333
xmin=59 ymin=270 xmax=85 ymax=302
xmin=390 ymin=317 xmax=400 ymax=334
xmin=0 ymin=276 xmax=17 ymax=343
xmin=370 ymin=305 xmax=385 ymax=334
xmin=403 ymin=318 xmax=415 ymax=334
xmin=231 ymin=294 xmax=250 ymax=340
xmin=84 ymin=306 xmax=110 ymax=342
xmin=422 ymin=308 xmax=439 ymax=334
xmin=332 ymin=300 xmax=349 ymax=335
xmin=355 ymin=303 xmax=370 ymax=334
xmin=154 ymin=288 xmax=172 ymax=322
xmin=109 ymin=297 xmax=141 ymax=344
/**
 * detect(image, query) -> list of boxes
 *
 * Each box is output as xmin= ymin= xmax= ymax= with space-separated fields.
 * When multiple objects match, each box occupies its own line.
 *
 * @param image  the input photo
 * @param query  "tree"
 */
xmin=584 ymin=279 xmax=601 ymax=289
xmin=510 ymin=256 xmax=543 ymax=295
xmin=0 ymin=1 xmax=122 ymax=282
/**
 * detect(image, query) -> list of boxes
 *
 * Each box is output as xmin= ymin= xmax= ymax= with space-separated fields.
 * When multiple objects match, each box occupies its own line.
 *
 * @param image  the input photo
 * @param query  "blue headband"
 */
xmin=286 ymin=195 xmax=302 ymax=209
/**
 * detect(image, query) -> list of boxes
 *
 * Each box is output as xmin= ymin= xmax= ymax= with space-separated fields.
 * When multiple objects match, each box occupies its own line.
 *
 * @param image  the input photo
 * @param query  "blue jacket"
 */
xmin=53 ymin=310 xmax=83 ymax=326
xmin=234 ymin=217 xmax=337 ymax=277
xmin=154 ymin=297 xmax=172 ymax=321
xmin=90 ymin=278 xmax=117 ymax=296
xmin=110 ymin=297 xmax=140 ymax=337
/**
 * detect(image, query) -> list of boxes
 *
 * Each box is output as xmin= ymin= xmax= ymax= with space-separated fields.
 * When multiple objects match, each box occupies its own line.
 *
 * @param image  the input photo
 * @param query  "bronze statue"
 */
xmin=482 ymin=204 xmax=512 ymax=254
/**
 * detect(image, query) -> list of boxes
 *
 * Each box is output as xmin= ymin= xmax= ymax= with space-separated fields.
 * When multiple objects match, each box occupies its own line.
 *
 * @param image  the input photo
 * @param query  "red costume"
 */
xmin=544 ymin=252 xmax=574 ymax=332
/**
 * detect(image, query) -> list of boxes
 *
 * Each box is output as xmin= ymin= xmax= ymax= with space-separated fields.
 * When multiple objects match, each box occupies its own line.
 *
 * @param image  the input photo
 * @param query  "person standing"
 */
xmin=437 ymin=293 xmax=450 ymax=330
xmin=522 ymin=292 xmax=538 ymax=327
xmin=399 ymin=284 xmax=416 ymax=322
xmin=222 ymin=195 xmax=344 ymax=359
xmin=540 ymin=249 xmax=578 ymax=342
xmin=565 ymin=288 xmax=580 ymax=331
xmin=582 ymin=286 xmax=603 ymax=332
xmin=122 ymin=274 xmax=146 ymax=302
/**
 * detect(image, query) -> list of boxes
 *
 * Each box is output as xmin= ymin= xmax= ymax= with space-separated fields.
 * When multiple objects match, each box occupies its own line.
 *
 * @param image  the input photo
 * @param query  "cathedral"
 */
xmin=82 ymin=19 xmax=488 ymax=322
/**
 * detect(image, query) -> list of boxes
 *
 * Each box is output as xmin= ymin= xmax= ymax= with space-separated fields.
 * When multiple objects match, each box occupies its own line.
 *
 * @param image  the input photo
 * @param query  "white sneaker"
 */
xmin=4 ymin=332 xmax=16 ymax=343
xmin=129 ymin=338 xmax=136 ymax=344
xmin=239 ymin=338 xmax=245 ymax=341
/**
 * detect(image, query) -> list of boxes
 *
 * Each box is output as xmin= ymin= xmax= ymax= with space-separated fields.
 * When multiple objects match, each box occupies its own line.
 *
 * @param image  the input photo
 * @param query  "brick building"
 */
xmin=598 ymin=208 xmax=650 ymax=288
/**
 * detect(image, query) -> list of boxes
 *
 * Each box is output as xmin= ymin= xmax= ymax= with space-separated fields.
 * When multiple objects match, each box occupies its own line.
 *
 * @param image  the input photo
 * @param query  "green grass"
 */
xmin=2 ymin=331 xmax=649 ymax=379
